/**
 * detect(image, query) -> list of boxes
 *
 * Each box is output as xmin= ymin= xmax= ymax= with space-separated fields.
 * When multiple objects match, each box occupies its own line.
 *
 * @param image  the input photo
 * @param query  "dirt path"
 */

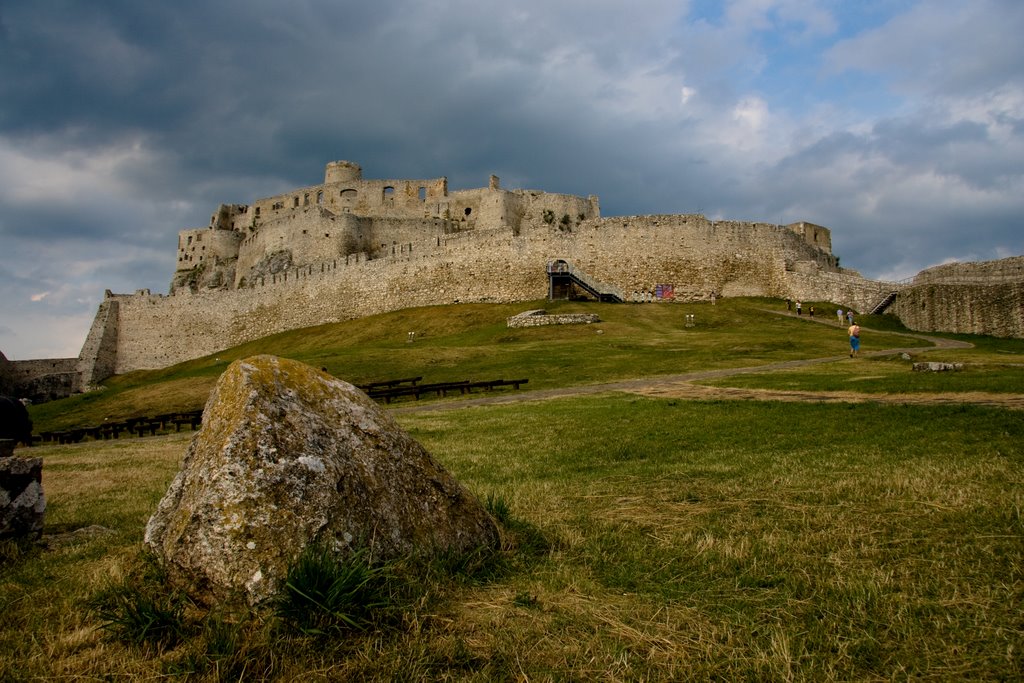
xmin=390 ymin=323 xmax=1024 ymax=414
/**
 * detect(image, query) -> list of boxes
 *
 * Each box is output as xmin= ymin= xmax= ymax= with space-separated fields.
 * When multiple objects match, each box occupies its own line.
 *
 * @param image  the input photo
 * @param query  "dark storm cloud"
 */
xmin=1 ymin=0 xmax=1022 ymax=358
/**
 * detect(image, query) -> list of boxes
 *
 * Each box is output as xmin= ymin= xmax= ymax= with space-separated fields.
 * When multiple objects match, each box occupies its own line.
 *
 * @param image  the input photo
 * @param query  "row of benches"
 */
xmin=360 ymin=378 xmax=529 ymax=404
xmin=38 ymin=410 xmax=205 ymax=445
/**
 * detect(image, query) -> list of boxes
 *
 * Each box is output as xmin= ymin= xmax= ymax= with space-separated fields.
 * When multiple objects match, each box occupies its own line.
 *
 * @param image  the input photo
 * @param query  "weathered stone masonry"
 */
xmin=891 ymin=257 xmax=1024 ymax=339
xmin=106 ymin=211 xmax=864 ymax=375
xmin=7 ymin=160 xmax=1022 ymax=399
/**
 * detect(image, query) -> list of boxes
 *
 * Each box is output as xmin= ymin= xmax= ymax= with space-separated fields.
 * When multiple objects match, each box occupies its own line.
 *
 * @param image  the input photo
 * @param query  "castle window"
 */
xmin=418 ymin=187 xmax=427 ymax=202
xmin=383 ymin=186 xmax=395 ymax=201
xmin=464 ymin=207 xmax=472 ymax=216
xmin=341 ymin=188 xmax=357 ymax=199
xmin=272 ymin=201 xmax=284 ymax=210
xmin=255 ymin=207 xmax=261 ymax=216
xmin=317 ymin=191 xmax=323 ymax=205
xmin=304 ymin=194 xmax=310 ymax=206
xmin=293 ymin=197 xmax=299 ymax=207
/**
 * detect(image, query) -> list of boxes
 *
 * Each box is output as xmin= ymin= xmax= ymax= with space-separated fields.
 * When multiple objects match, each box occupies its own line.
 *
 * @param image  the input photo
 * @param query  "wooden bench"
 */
xmin=367 ymin=378 xmax=528 ymax=403
xmin=171 ymin=410 xmax=203 ymax=431
xmin=467 ymin=379 xmax=529 ymax=391
xmin=357 ymin=376 xmax=423 ymax=391
xmin=368 ymin=381 xmax=472 ymax=403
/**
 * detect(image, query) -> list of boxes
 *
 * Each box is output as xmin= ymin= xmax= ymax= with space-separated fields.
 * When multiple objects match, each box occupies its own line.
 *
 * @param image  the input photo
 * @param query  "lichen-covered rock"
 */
xmin=144 ymin=355 xmax=498 ymax=605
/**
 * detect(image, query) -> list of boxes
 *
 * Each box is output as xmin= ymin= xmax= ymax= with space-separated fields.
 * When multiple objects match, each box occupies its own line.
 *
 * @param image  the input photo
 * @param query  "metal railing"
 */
xmin=547 ymin=260 xmax=625 ymax=302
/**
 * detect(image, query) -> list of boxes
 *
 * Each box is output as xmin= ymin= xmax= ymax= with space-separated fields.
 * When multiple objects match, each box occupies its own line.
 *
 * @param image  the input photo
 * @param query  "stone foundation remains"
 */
xmin=507 ymin=310 xmax=601 ymax=328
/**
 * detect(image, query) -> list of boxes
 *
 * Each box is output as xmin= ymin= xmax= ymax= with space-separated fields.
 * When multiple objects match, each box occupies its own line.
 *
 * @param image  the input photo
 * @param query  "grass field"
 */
xmin=27 ymin=297 xmax=937 ymax=433
xmin=5 ymin=298 xmax=1023 ymax=680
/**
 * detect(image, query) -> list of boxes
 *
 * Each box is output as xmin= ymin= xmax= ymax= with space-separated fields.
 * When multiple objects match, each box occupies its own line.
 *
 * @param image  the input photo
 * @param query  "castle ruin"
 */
xmin=5 ymin=160 xmax=1022 ymax=402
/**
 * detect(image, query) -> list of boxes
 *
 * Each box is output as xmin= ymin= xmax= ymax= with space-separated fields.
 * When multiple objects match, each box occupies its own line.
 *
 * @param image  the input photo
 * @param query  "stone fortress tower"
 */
xmin=170 ymin=161 xmax=599 ymax=296
xmin=5 ymin=159 xmax=1022 ymax=402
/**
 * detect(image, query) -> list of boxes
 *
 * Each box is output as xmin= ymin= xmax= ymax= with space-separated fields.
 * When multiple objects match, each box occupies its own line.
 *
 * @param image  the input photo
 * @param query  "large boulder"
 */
xmin=144 ymin=355 xmax=499 ymax=605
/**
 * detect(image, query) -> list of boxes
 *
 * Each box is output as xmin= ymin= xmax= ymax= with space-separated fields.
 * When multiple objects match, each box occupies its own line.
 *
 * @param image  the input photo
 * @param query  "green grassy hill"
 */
xmin=30 ymin=297 xmax=960 ymax=433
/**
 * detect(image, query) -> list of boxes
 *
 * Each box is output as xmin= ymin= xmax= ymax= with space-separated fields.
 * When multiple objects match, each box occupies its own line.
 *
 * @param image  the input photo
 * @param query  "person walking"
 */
xmin=796 ymin=301 xmax=802 ymax=316
xmin=847 ymin=310 xmax=854 ymax=325
xmin=836 ymin=308 xmax=844 ymax=324
xmin=848 ymin=322 xmax=861 ymax=357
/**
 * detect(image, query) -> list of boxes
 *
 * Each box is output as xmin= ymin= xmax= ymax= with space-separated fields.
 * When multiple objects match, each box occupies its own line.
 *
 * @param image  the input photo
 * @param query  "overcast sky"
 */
xmin=1 ymin=0 xmax=1022 ymax=360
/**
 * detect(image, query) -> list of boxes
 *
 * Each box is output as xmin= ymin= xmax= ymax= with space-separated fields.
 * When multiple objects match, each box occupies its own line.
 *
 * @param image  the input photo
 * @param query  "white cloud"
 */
xmin=825 ymin=0 xmax=1024 ymax=99
xmin=725 ymin=0 xmax=837 ymax=37
xmin=0 ymin=137 xmax=155 ymax=204
xmin=1 ymin=309 xmax=95 ymax=360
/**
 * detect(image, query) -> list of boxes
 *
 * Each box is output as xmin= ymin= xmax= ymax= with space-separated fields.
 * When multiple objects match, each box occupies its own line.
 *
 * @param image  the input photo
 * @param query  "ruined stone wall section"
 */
xmin=787 ymin=222 xmax=833 ymax=254
xmin=3 ymin=343 xmax=80 ymax=402
xmin=77 ymin=297 xmax=119 ymax=388
xmin=910 ymin=256 xmax=1024 ymax=285
xmin=210 ymin=204 xmax=250 ymax=231
xmin=889 ymin=257 xmax=1024 ymax=338
xmin=247 ymin=176 xmax=450 ymax=229
xmin=176 ymin=227 xmax=245 ymax=270
xmin=8 ymin=358 xmax=79 ymax=402
xmin=541 ymin=215 xmax=840 ymax=299
xmin=783 ymin=270 xmax=894 ymax=313
xmin=8 ymin=358 xmax=78 ymax=384
xmin=232 ymin=208 xmax=361 ymax=286
xmin=892 ymin=283 xmax=1024 ymax=338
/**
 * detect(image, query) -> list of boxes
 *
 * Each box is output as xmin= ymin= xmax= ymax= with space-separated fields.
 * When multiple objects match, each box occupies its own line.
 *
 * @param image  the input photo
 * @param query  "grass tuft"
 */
xmin=275 ymin=545 xmax=398 ymax=635
xmin=89 ymin=581 xmax=187 ymax=652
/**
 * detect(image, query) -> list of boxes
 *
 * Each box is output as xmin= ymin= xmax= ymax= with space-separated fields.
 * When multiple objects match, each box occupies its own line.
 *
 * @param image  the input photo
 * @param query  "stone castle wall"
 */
xmin=104 ymin=213 xmax=856 ymax=373
xmin=7 ymin=358 xmax=78 ymax=403
xmin=891 ymin=257 xmax=1024 ymax=338
xmin=784 ymin=270 xmax=894 ymax=314
xmin=76 ymin=296 xmax=119 ymax=389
